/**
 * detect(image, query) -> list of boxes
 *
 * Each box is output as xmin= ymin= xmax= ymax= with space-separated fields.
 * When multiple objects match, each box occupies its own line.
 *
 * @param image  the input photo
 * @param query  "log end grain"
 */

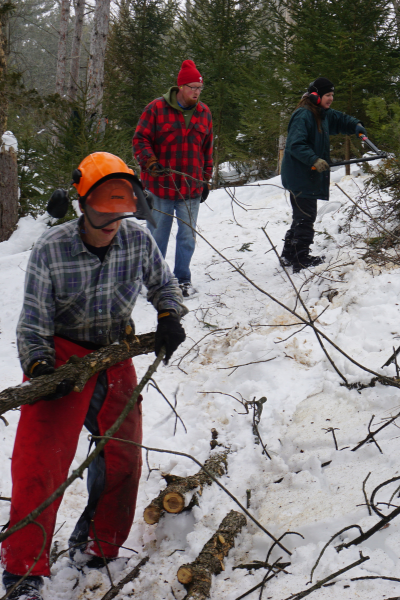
xmin=163 ymin=491 xmax=185 ymax=514
xmin=177 ymin=565 xmax=194 ymax=585
xmin=143 ymin=503 xmax=163 ymax=525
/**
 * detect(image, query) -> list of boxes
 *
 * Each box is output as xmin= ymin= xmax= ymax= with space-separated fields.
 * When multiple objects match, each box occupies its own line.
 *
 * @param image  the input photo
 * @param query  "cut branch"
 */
xmin=177 ymin=510 xmax=246 ymax=600
xmin=143 ymin=451 xmax=228 ymax=524
xmin=283 ymin=553 xmax=369 ymax=600
xmin=99 ymin=556 xmax=149 ymax=600
xmin=0 ymin=331 xmax=155 ymax=415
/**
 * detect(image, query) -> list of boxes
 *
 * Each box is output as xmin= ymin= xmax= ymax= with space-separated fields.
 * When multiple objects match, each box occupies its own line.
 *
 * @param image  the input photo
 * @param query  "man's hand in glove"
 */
xmin=355 ymin=123 xmax=367 ymax=137
xmin=155 ymin=312 xmax=186 ymax=364
xmin=145 ymin=155 xmax=167 ymax=177
xmin=313 ymin=158 xmax=330 ymax=173
xmin=201 ymin=182 xmax=210 ymax=203
xmin=28 ymin=359 xmax=75 ymax=401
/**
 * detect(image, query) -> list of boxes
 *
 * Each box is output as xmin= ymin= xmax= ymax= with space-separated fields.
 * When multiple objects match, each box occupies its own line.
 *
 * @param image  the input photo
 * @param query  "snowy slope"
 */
xmin=2 ymin=165 xmax=400 ymax=600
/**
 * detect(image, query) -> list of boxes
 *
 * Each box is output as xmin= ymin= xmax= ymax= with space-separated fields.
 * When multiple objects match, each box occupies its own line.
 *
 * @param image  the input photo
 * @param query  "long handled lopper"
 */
xmin=312 ymin=133 xmax=387 ymax=170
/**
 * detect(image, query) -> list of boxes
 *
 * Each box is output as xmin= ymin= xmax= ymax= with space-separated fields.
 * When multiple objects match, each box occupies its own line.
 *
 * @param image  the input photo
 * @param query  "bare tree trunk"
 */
xmin=87 ymin=0 xmax=111 ymax=114
xmin=68 ymin=0 xmax=85 ymax=101
xmin=0 ymin=1 xmax=19 ymax=243
xmin=277 ymin=128 xmax=286 ymax=175
xmin=55 ymin=0 xmax=71 ymax=96
xmin=345 ymin=135 xmax=351 ymax=176
xmin=393 ymin=0 xmax=400 ymax=38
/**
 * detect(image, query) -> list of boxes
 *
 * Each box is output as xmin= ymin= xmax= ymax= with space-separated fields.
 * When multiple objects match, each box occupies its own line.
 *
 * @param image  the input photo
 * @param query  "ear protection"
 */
xmin=308 ymin=84 xmax=321 ymax=105
xmin=47 ymin=189 xmax=70 ymax=219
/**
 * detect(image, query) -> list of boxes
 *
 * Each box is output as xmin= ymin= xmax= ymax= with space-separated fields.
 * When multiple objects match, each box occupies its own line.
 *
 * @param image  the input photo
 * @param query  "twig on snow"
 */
xmin=310 ymin=525 xmax=363 ymax=582
xmin=283 ymin=552 xmax=369 ymax=600
xmin=147 ymin=378 xmax=187 ymax=434
xmin=99 ymin=557 xmax=149 ymax=600
xmin=363 ymin=472 xmax=372 ymax=516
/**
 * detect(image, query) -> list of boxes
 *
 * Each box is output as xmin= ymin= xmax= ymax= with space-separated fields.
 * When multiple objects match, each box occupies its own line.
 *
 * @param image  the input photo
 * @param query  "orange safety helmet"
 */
xmin=47 ymin=151 xmax=156 ymax=227
xmin=72 ymin=152 xmax=135 ymax=200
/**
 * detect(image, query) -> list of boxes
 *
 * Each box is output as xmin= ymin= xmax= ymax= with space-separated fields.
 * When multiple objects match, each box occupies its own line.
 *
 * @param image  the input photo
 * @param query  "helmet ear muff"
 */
xmin=309 ymin=92 xmax=321 ymax=105
xmin=72 ymin=169 xmax=82 ymax=184
xmin=47 ymin=189 xmax=70 ymax=219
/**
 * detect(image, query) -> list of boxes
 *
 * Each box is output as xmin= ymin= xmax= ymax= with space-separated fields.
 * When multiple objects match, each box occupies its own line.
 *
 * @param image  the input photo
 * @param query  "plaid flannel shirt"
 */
xmin=132 ymin=97 xmax=213 ymax=200
xmin=17 ymin=218 xmax=187 ymax=373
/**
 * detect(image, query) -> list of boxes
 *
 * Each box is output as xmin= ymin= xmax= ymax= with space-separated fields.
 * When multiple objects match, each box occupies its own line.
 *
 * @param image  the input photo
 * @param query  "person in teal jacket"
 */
xmin=280 ymin=77 xmax=366 ymax=272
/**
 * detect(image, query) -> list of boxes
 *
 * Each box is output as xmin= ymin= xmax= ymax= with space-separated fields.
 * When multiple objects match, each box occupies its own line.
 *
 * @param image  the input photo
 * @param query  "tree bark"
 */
xmin=0 ymin=330 xmax=155 ymax=415
xmin=144 ymin=451 xmax=228 ymax=525
xmin=55 ymin=0 xmax=71 ymax=96
xmin=345 ymin=135 xmax=351 ymax=176
xmin=0 ymin=4 xmax=18 ymax=243
xmin=0 ymin=146 xmax=18 ymax=242
xmin=68 ymin=0 xmax=85 ymax=101
xmin=177 ymin=510 xmax=247 ymax=600
xmin=393 ymin=0 xmax=400 ymax=39
xmin=87 ymin=0 xmax=111 ymax=114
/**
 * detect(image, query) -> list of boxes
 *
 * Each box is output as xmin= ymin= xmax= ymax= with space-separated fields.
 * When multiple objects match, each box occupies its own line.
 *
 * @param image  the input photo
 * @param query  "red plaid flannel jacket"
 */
xmin=132 ymin=97 xmax=213 ymax=200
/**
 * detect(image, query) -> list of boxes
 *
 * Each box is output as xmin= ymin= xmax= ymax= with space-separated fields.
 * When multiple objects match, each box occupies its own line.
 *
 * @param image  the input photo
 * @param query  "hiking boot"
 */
xmin=293 ymin=254 xmax=325 ymax=273
xmin=5 ymin=582 xmax=43 ymax=600
xmin=179 ymin=282 xmax=197 ymax=298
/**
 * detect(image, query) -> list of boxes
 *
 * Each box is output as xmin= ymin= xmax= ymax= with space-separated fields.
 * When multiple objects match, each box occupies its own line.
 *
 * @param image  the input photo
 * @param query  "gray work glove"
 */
xmin=313 ymin=158 xmax=330 ymax=173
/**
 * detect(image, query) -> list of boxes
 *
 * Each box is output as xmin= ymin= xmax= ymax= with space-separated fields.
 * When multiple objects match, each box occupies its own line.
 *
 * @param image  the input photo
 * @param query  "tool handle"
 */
xmin=358 ymin=132 xmax=386 ymax=157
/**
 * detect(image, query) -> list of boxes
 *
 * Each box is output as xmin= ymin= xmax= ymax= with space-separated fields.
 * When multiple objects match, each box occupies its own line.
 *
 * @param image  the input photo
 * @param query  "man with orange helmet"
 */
xmin=132 ymin=59 xmax=213 ymax=298
xmin=1 ymin=153 xmax=187 ymax=600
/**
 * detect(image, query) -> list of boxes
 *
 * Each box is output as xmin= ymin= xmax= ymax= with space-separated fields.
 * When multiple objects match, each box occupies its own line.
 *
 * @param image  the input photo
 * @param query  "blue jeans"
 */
xmin=147 ymin=195 xmax=201 ymax=285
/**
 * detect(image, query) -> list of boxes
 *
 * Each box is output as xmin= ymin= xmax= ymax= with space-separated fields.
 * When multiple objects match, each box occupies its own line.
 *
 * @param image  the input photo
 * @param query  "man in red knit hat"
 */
xmin=133 ymin=59 xmax=213 ymax=298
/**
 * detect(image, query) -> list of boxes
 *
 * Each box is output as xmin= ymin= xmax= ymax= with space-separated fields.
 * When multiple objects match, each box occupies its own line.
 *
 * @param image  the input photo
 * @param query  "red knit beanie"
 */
xmin=177 ymin=60 xmax=203 ymax=86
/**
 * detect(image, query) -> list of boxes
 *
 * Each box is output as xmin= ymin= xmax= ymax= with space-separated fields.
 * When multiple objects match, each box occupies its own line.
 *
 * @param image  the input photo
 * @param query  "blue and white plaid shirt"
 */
xmin=17 ymin=217 xmax=187 ymax=373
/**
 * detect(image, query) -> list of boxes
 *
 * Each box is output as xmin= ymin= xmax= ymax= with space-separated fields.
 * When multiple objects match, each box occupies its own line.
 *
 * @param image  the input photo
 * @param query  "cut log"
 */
xmin=143 ymin=452 xmax=228 ymax=525
xmin=0 ymin=330 xmax=155 ymax=416
xmin=177 ymin=510 xmax=246 ymax=599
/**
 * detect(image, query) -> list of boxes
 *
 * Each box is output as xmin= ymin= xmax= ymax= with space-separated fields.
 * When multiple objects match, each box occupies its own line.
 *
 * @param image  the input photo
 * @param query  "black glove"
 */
xmin=28 ymin=359 xmax=75 ymax=401
xmin=155 ymin=313 xmax=186 ymax=364
xmin=355 ymin=123 xmax=367 ymax=137
xmin=201 ymin=182 xmax=210 ymax=203
xmin=150 ymin=162 xmax=167 ymax=177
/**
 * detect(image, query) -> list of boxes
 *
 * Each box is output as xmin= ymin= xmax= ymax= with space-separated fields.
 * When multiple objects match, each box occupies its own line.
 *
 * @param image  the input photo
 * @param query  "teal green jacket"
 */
xmin=281 ymin=107 xmax=360 ymax=200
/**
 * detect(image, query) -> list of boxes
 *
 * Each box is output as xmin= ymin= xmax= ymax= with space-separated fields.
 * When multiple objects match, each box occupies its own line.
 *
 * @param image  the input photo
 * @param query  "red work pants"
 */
xmin=1 ymin=337 xmax=142 ymax=576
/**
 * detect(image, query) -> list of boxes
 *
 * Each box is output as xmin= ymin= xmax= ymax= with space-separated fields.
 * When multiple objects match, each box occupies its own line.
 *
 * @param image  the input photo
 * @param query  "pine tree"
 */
xmin=104 ymin=0 xmax=179 ymax=144
xmin=178 ymin=0 xmax=263 ymax=183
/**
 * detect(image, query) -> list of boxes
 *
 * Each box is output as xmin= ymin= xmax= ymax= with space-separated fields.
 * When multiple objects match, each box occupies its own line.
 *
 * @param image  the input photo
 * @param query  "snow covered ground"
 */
xmin=2 ymin=164 xmax=400 ymax=600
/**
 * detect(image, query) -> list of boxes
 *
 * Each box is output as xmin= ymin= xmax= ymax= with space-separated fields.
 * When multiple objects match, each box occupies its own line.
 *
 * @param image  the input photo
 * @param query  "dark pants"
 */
xmin=281 ymin=194 xmax=318 ymax=260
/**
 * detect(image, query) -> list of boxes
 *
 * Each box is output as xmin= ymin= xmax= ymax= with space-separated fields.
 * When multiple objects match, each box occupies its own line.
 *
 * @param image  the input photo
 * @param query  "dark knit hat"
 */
xmin=177 ymin=60 xmax=203 ymax=86
xmin=308 ymin=77 xmax=334 ymax=98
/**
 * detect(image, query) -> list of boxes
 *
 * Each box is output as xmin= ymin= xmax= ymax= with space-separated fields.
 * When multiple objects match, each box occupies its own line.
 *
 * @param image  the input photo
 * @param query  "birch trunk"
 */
xmin=87 ymin=0 xmax=111 ymax=114
xmin=55 ymin=0 xmax=71 ymax=96
xmin=68 ymin=0 xmax=85 ymax=101
xmin=393 ymin=0 xmax=400 ymax=38
xmin=0 ymin=2 xmax=19 ymax=243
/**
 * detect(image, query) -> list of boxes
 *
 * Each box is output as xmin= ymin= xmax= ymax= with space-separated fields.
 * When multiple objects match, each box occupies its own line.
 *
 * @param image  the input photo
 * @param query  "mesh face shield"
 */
xmin=82 ymin=178 xmax=156 ymax=229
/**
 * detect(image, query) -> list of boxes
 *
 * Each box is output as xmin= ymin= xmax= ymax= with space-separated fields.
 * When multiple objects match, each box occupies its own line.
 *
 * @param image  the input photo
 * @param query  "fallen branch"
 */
xmin=336 ymin=504 xmax=400 ymax=552
xmin=144 ymin=451 xmax=228 ymax=525
xmin=99 ymin=556 xmax=149 ymax=600
xmin=351 ymin=411 xmax=400 ymax=452
xmin=177 ymin=510 xmax=246 ymax=600
xmin=0 ymin=330 xmax=155 ymax=415
xmin=283 ymin=553 xmax=369 ymax=600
